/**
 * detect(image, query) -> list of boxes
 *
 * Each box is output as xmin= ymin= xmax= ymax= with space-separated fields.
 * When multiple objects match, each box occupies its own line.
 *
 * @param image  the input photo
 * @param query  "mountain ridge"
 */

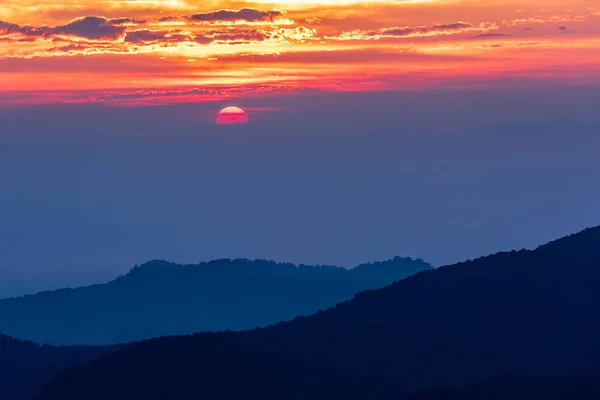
xmin=32 ymin=225 xmax=600 ymax=400
xmin=408 ymin=372 xmax=600 ymax=399
xmin=0 ymin=256 xmax=433 ymax=345
xmin=0 ymin=333 xmax=121 ymax=400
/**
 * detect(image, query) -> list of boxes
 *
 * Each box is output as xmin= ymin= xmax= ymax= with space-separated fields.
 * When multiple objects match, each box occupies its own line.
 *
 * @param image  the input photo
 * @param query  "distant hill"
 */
xmin=33 ymin=226 xmax=600 ymax=400
xmin=0 ymin=333 xmax=120 ymax=400
xmin=0 ymin=257 xmax=432 ymax=345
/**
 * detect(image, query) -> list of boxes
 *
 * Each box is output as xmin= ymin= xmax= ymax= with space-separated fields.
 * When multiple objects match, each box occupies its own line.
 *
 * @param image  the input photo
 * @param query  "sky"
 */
xmin=1 ymin=0 xmax=600 ymax=298
xmin=1 ymin=0 xmax=599 ymax=101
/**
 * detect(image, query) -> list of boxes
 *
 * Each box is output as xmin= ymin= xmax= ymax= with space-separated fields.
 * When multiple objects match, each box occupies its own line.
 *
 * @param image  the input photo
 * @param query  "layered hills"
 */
xmin=31 ymin=226 xmax=600 ymax=400
xmin=0 ymin=257 xmax=432 ymax=345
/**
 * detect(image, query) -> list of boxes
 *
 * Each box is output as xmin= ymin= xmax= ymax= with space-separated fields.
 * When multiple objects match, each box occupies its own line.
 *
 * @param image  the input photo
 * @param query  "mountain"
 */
xmin=408 ymin=373 xmax=600 ymax=400
xmin=0 ymin=257 xmax=432 ymax=345
xmin=0 ymin=333 xmax=119 ymax=400
xmin=34 ymin=226 xmax=600 ymax=400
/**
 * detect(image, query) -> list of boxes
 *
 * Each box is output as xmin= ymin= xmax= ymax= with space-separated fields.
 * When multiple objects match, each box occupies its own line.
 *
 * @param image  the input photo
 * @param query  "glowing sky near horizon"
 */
xmin=1 ymin=0 xmax=599 ymax=104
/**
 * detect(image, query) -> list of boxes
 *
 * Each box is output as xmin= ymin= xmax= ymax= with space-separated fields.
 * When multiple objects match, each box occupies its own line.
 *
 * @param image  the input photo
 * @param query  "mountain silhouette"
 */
xmin=408 ymin=373 xmax=600 ymax=399
xmin=32 ymin=226 xmax=600 ymax=400
xmin=0 ymin=333 xmax=121 ymax=400
xmin=0 ymin=257 xmax=432 ymax=345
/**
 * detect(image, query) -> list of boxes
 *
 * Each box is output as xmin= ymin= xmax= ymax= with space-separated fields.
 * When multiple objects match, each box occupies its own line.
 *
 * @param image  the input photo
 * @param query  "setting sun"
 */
xmin=216 ymin=106 xmax=249 ymax=124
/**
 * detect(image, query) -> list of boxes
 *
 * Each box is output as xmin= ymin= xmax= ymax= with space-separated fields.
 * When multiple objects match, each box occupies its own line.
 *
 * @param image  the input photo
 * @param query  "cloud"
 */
xmin=328 ymin=21 xmax=498 ymax=41
xmin=109 ymin=18 xmax=144 ymax=26
xmin=89 ymin=85 xmax=288 ymax=104
xmin=124 ymin=29 xmax=169 ymax=44
xmin=189 ymin=8 xmax=284 ymax=23
xmin=157 ymin=9 xmax=295 ymax=27
xmin=220 ymin=47 xmax=473 ymax=65
xmin=206 ymin=26 xmax=316 ymax=44
xmin=1 ymin=14 xmax=319 ymax=57
xmin=211 ymin=29 xmax=271 ymax=43
xmin=158 ymin=16 xmax=180 ymax=23
xmin=193 ymin=35 xmax=213 ymax=45
xmin=377 ymin=22 xmax=471 ymax=36
xmin=124 ymin=26 xmax=306 ymax=46
xmin=504 ymin=12 xmax=597 ymax=27
xmin=0 ymin=36 xmax=37 ymax=43
xmin=271 ymin=27 xmax=317 ymax=42
xmin=123 ymin=28 xmax=275 ymax=46
xmin=472 ymin=33 xmax=511 ymax=38
xmin=94 ymin=88 xmax=219 ymax=102
xmin=53 ymin=17 xmax=127 ymax=40
xmin=48 ymin=42 xmax=93 ymax=53
xmin=1 ymin=17 xmax=127 ymax=40
xmin=0 ymin=20 xmax=47 ymax=36
xmin=1 ymin=9 xmax=307 ymax=51
xmin=167 ymin=33 xmax=193 ymax=43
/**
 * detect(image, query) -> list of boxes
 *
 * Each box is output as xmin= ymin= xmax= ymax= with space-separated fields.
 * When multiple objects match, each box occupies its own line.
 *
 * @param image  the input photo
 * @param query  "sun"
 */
xmin=216 ymin=106 xmax=248 ymax=125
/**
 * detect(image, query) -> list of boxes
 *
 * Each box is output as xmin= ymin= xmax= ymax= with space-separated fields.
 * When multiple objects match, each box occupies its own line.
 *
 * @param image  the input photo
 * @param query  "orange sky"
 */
xmin=1 ymin=0 xmax=599 ymax=104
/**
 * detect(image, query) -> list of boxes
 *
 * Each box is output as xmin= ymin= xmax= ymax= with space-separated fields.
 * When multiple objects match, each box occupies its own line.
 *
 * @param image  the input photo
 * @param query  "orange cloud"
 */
xmin=0 ymin=16 xmax=129 ymax=40
xmin=0 ymin=12 xmax=323 ymax=58
xmin=2 ymin=0 xmax=600 ymax=102
xmin=155 ymin=8 xmax=294 ymax=26
xmin=124 ymin=29 xmax=175 ymax=44
xmin=189 ymin=8 xmax=285 ymax=23
xmin=504 ymin=10 xmax=600 ymax=27
xmin=328 ymin=21 xmax=498 ymax=41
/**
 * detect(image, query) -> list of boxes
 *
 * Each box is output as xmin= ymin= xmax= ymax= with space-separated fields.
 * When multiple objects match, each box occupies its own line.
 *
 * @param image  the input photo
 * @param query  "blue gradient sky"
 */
xmin=1 ymin=84 xmax=600 ymax=298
